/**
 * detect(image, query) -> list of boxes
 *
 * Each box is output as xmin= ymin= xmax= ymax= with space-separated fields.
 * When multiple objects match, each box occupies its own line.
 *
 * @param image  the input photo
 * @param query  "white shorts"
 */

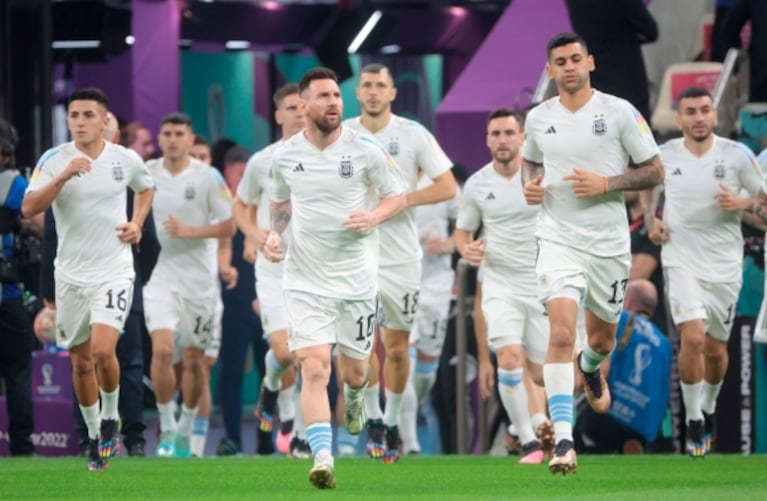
xmin=205 ymin=294 xmax=224 ymax=359
xmin=284 ymin=289 xmax=378 ymax=360
xmin=378 ymin=262 xmax=421 ymax=332
xmin=536 ymin=239 xmax=630 ymax=324
xmin=256 ymin=274 xmax=288 ymax=337
xmin=482 ymin=277 xmax=549 ymax=365
xmin=411 ymin=299 xmax=451 ymax=358
xmin=143 ymin=283 xmax=215 ymax=351
xmin=55 ymin=276 xmax=134 ymax=349
xmin=665 ymin=266 xmax=741 ymax=341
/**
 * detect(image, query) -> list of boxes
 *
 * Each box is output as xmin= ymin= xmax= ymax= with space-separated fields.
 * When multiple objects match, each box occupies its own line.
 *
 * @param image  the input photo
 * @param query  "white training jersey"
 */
xmin=414 ymin=175 xmax=460 ymax=303
xmin=268 ymin=127 xmax=403 ymax=300
xmin=344 ymin=114 xmax=452 ymax=266
xmin=147 ymin=157 xmax=233 ymax=299
xmin=238 ymin=140 xmax=288 ymax=281
xmin=660 ymin=136 xmax=765 ymax=282
xmin=758 ymin=148 xmax=767 ymax=176
xmin=26 ymin=141 xmax=154 ymax=286
xmin=456 ymin=163 xmax=539 ymax=290
xmin=522 ymin=90 xmax=660 ymax=257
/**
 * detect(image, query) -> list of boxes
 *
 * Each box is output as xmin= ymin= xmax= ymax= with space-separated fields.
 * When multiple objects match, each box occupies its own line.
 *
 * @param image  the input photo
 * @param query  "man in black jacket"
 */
xmin=566 ymin=0 xmax=658 ymax=123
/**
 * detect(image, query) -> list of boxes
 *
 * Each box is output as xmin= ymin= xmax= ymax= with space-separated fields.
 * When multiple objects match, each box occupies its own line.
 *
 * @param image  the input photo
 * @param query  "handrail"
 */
xmin=455 ymin=258 xmax=469 ymax=454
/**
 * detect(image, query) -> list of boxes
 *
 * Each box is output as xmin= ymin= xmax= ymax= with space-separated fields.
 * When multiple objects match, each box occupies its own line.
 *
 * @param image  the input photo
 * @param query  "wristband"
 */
xmin=602 ymin=176 xmax=608 ymax=194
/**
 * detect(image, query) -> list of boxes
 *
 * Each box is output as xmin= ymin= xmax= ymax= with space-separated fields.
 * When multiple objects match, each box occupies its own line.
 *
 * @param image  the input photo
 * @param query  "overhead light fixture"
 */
xmin=125 ymin=35 xmax=135 ymax=46
xmin=260 ymin=1 xmax=281 ymax=10
xmin=347 ymin=10 xmax=382 ymax=54
xmin=225 ymin=40 xmax=251 ymax=50
xmin=52 ymin=40 xmax=101 ymax=49
xmin=380 ymin=44 xmax=401 ymax=55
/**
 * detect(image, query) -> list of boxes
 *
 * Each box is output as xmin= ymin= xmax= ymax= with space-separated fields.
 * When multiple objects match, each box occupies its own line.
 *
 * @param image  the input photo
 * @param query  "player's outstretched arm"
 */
xmin=606 ymin=154 xmax=664 ymax=192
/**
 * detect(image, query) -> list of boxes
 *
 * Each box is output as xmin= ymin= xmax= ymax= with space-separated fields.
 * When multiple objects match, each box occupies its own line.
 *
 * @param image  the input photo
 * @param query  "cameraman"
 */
xmin=0 ymin=119 xmax=34 ymax=456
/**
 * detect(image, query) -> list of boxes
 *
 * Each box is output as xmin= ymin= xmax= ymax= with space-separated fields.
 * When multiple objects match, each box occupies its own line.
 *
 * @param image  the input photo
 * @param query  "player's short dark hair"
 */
xmin=67 ymin=87 xmax=109 ymax=110
xmin=487 ymin=108 xmax=524 ymax=129
xmin=677 ymin=86 xmax=713 ymax=103
xmin=224 ymin=146 xmax=251 ymax=166
xmin=193 ymin=135 xmax=209 ymax=147
xmin=546 ymin=32 xmax=588 ymax=59
xmin=298 ymin=67 xmax=338 ymax=95
xmin=361 ymin=62 xmax=390 ymax=76
xmin=273 ymin=83 xmax=299 ymax=108
xmin=160 ymin=112 xmax=193 ymax=128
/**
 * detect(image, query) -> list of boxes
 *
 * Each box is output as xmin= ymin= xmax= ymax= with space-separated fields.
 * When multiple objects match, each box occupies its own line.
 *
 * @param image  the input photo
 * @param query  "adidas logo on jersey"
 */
xmin=485 ymin=193 xmax=496 ymax=200
xmin=293 ymin=163 xmax=305 ymax=173
xmin=544 ymin=126 xmax=557 ymax=134
xmin=670 ymin=168 xmax=682 ymax=176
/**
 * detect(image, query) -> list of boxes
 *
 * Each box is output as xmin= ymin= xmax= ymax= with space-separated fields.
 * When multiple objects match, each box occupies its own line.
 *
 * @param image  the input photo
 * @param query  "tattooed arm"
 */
xmin=522 ymin=158 xmax=545 ymax=205
xmin=606 ymin=154 xmax=664 ymax=192
xmin=269 ymin=199 xmax=292 ymax=234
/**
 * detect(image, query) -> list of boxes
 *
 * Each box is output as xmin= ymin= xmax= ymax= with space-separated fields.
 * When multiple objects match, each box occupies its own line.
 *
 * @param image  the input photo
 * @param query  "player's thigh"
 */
xmin=378 ymin=262 xmax=421 ymax=332
xmin=283 ymin=290 xmax=336 ymax=353
xmin=413 ymin=299 xmax=450 ymax=358
xmin=177 ymin=296 xmax=216 ymax=351
xmin=700 ymin=279 xmax=741 ymax=342
xmin=336 ymin=295 xmax=379 ymax=361
xmin=257 ymin=275 xmax=289 ymax=338
xmin=536 ymin=239 xmax=588 ymax=305
xmin=521 ymin=295 xmax=549 ymax=366
xmin=204 ymin=294 xmax=224 ymax=360
xmin=482 ymin=278 xmax=525 ymax=351
xmin=583 ymin=252 xmax=631 ymax=324
xmin=143 ymin=282 xmax=181 ymax=334
xmin=665 ymin=266 xmax=707 ymax=328
xmin=54 ymin=281 xmax=92 ymax=349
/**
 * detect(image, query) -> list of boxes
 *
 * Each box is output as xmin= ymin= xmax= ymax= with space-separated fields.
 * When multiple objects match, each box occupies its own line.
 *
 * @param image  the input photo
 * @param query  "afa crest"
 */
xmin=339 ymin=157 xmax=354 ymax=179
xmin=185 ymin=184 xmax=196 ymax=200
xmin=388 ymin=140 xmax=400 ymax=157
xmin=111 ymin=163 xmax=124 ymax=182
xmin=592 ymin=117 xmax=607 ymax=136
xmin=714 ymin=162 xmax=725 ymax=179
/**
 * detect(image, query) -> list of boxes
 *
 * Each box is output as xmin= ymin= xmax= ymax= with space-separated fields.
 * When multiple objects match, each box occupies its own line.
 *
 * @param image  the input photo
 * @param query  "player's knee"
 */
xmin=152 ymin=346 xmax=175 ymax=366
xmin=273 ymin=348 xmax=294 ymax=368
xmin=91 ymin=346 xmax=116 ymax=367
xmin=385 ymin=345 xmax=409 ymax=365
xmin=681 ymin=330 xmax=705 ymax=353
xmin=549 ymin=325 xmax=576 ymax=350
xmin=70 ymin=357 xmax=94 ymax=377
xmin=300 ymin=357 xmax=330 ymax=385
xmin=496 ymin=346 xmax=523 ymax=370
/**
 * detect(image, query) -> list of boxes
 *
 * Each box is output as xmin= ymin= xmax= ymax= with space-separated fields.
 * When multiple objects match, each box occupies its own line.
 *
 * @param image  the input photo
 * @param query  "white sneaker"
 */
xmin=309 ymin=450 xmax=336 ymax=489
xmin=344 ymin=393 xmax=367 ymax=436
xmin=156 ymin=431 xmax=175 ymax=457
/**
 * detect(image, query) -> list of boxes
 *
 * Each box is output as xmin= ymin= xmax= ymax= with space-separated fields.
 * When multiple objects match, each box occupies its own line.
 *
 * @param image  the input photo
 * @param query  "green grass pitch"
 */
xmin=2 ymin=454 xmax=766 ymax=500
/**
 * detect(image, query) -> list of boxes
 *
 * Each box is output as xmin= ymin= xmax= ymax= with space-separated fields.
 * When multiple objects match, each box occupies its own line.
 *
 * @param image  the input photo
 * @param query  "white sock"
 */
xmin=681 ymin=381 xmax=705 ymax=422
xmin=190 ymin=416 xmax=209 ymax=457
xmin=364 ymin=383 xmax=383 ymax=420
xmin=177 ymin=404 xmax=198 ymax=436
xmin=383 ymin=389 xmax=404 ymax=428
xmin=701 ymin=381 xmax=723 ymax=416
xmin=497 ymin=368 xmax=536 ymax=445
xmin=413 ymin=372 xmax=437 ymax=403
xmin=543 ymin=362 xmax=574 ymax=443
xmin=99 ymin=386 xmax=120 ymax=421
xmin=264 ymin=349 xmax=286 ymax=392
xmin=157 ymin=400 xmax=178 ymax=433
xmin=80 ymin=402 xmax=100 ymax=440
xmin=278 ymin=385 xmax=296 ymax=422
xmin=399 ymin=381 xmax=420 ymax=453
xmin=579 ymin=343 xmax=609 ymax=373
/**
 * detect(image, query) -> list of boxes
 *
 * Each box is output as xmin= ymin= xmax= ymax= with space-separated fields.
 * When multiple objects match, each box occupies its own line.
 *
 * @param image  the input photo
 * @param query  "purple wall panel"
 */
xmin=72 ymin=51 xmax=134 ymax=121
xmin=132 ymin=0 xmax=180 ymax=134
xmin=437 ymin=0 xmax=571 ymax=171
